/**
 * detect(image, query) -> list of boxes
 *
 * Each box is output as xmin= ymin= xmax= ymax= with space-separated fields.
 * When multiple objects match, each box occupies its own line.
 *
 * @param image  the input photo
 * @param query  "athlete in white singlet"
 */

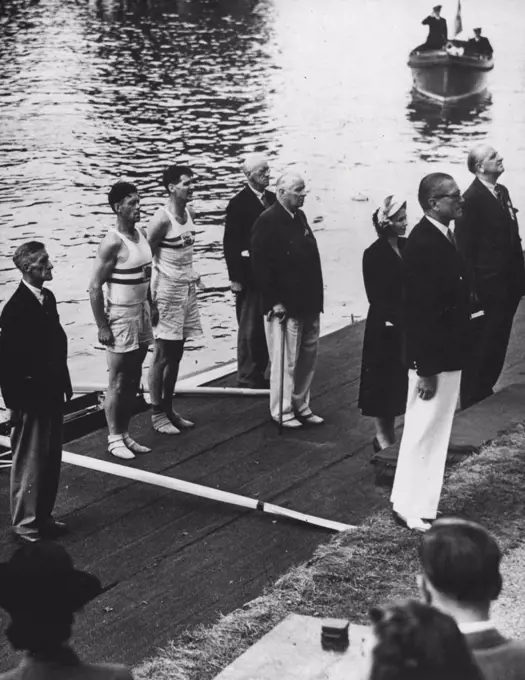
xmin=147 ymin=165 xmax=202 ymax=435
xmin=89 ymin=181 xmax=153 ymax=460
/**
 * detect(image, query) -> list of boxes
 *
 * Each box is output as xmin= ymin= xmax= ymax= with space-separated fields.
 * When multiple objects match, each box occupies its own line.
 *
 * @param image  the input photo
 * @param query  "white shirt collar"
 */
xmin=458 ymin=620 xmax=496 ymax=634
xmin=247 ymin=183 xmax=264 ymax=201
xmin=22 ymin=279 xmax=45 ymax=304
xmin=478 ymin=177 xmax=497 ymax=196
xmin=425 ymin=214 xmax=454 ymax=237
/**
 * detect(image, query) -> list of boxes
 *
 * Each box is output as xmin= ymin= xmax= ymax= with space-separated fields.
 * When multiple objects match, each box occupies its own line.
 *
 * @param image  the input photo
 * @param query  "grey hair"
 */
xmin=242 ymin=153 xmax=268 ymax=177
xmin=12 ymin=241 xmax=46 ymax=272
xmin=467 ymin=144 xmax=493 ymax=174
xmin=275 ymin=172 xmax=303 ymax=193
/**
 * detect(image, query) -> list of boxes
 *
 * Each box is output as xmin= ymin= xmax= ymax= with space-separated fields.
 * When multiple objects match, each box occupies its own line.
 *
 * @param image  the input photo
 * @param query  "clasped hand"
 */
xmin=417 ymin=375 xmax=437 ymax=400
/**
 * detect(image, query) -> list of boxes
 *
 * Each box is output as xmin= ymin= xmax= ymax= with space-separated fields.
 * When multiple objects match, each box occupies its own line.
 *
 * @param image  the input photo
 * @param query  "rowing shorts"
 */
xmin=153 ymin=282 xmax=202 ymax=341
xmin=106 ymin=300 xmax=153 ymax=353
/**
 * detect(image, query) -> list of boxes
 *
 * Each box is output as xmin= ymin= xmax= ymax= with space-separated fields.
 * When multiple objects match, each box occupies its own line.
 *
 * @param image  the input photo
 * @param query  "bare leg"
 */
xmin=161 ymin=340 xmax=184 ymax=414
xmin=374 ymin=416 xmax=396 ymax=449
xmin=148 ymin=340 xmax=167 ymax=409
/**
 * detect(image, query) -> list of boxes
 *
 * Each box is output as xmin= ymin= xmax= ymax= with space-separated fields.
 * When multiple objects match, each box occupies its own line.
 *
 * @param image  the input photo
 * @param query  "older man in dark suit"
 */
xmin=0 ymin=242 xmax=72 ymax=543
xmin=455 ymin=144 xmax=525 ymax=409
xmin=391 ymin=173 xmax=470 ymax=533
xmin=419 ymin=518 xmax=525 ymax=680
xmin=251 ymin=172 xmax=324 ymax=428
xmin=224 ymin=153 xmax=276 ymax=388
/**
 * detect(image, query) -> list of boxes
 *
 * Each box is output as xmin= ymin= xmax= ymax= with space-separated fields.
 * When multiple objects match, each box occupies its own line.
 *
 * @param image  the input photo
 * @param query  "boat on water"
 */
xmin=408 ymin=49 xmax=493 ymax=104
xmin=408 ymin=0 xmax=494 ymax=104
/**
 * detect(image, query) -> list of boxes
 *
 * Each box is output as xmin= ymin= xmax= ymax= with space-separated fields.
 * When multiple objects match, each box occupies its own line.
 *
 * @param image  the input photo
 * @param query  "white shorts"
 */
xmin=106 ymin=300 xmax=153 ymax=353
xmin=153 ymin=283 xmax=202 ymax=341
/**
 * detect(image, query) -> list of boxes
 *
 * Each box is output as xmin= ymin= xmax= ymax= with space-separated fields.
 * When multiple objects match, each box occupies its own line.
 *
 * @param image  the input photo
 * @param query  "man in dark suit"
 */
xmin=455 ymin=144 xmax=525 ymax=409
xmin=0 ymin=242 xmax=72 ymax=543
xmin=251 ymin=172 xmax=324 ymax=428
xmin=466 ymin=28 xmax=494 ymax=57
xmin=224 ymin=153 xmax=276 ymax=388
xmin=391 ymin=173 xmax=470 ymax=532
xmin=420 ymin=5 xmax=448 ymax=50
xmin=419 ymin=518 xmax=525 ymax=680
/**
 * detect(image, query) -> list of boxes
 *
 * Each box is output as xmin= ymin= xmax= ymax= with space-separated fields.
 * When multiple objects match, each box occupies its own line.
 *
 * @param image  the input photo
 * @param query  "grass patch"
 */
xmin=135 ymin=424 xmax=525 ymax=680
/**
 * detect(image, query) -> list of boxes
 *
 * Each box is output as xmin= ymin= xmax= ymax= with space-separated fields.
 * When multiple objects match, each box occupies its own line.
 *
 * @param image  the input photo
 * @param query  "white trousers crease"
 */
xmin=264 ymin=314 xmax=320 ymax=421
xmin=391 ymin=369 xmax=461 ymax=519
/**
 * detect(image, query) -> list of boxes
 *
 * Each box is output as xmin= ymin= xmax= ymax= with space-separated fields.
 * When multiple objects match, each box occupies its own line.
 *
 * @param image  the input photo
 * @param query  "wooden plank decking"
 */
xmin=0 ymin=323 xmax=391 ymax=670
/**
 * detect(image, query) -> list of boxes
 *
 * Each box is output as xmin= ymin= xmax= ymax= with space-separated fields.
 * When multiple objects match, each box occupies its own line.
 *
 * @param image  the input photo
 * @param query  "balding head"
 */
xmin=242 ymin=153 xmax=270 ymax=193
xmin=276 ymin=172 xmax=306 ymax=213
xmin=467 ymin=144 xmax=504 ymax=179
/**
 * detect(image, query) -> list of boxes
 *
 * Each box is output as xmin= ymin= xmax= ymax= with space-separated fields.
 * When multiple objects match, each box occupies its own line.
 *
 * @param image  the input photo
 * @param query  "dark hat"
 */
xmin=473 ymin=27 xmax=482 ymax=32
xmin=433 ymin=4 xmax=442 ymax=10
xmin=0 ymin=543 xmax=102 ymax=616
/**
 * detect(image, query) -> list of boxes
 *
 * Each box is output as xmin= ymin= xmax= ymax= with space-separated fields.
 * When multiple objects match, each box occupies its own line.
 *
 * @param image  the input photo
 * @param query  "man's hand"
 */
xmin=267 ymin=303 xmax=287 ymax=323
xmin=417 ymin=375 xmax=438 ymax=400
xmin=230 ymin=281 xmax=243 ymax=294
xmin=98 ymin=326 xmax=114 ymax=347
xmin=150 ymin=301 xmax=159 ymax=327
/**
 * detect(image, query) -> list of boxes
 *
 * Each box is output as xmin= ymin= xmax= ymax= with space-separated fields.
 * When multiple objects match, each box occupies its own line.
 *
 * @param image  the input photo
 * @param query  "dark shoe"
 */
xmin=41 ymin=520 xmax=69 ymax=538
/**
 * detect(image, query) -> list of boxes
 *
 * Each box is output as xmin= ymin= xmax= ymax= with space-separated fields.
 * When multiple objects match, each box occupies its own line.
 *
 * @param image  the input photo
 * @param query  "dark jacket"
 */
xmin=251 ymin=202 xmax=324 ymax=319
xmin=466 ymin=36 xmax=493 ymax=57
xmin=465 ymin=628 xmax=525 ymax=680
xmin=402 ymin=217 xmax=471 ymax=377
xmin=455 ymin=178 xmax=525 ymax=304
xmin=422 ymin=15 xmax=448 ymax=48
xmin=0 ymin=283 xmax=72 ymax=410
xmin=223 ymin=186 xmax=276 ymax=287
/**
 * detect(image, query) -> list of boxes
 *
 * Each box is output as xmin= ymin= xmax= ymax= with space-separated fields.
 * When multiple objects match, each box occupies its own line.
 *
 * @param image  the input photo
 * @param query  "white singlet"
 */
xmin=151 ymin=206 xmax=200 ymax=298
xmin=105 ymin=229 xmax=152 ymax=306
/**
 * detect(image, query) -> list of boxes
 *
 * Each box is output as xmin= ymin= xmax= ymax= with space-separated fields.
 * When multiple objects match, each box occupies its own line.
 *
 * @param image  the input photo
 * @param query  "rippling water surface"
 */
xmin=1 ymin=0 xmax=525 ymax=387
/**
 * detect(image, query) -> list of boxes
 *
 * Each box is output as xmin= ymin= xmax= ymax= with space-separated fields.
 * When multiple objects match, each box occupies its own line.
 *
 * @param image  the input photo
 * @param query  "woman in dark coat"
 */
xmin=358 ymin=195 xmax=408 ymax=451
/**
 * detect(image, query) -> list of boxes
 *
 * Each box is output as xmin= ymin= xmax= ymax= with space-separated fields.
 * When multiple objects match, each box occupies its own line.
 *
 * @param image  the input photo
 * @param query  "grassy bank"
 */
xmin=135 ymin=424 xmax=525 ymax=680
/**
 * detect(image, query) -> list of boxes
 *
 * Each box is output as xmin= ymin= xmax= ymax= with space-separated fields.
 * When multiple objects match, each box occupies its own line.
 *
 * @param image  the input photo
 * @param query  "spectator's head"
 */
xmin=372 ymin=195 xmax=407 ymax=238
xmin=364 ymin=600 xmax=484 ymax=680
xmin=162 ymin=165 xmax=194 ymax=200
xmin=13 ymin=241 xmax=53 ymax=287
xmin=473 ymin=27 xmax=482 ymax=37
xmin=0 ymin=542 xmax=102 ymax=655
xmin=418 ymin=173 xmax=463 ymax=225
xmin=276 ymin=172 xmax=306 ymax=214
xmin=108 ymin=181 xmax=140 ymax=225
xmin=242 ymin=153 xmax=270 ymax=193
xmin=419 ymin=518 xmax=502 ymax=621
xmin=433 ymin=4 xmax=442 ymax=16
xmin=467 ymin=144 xmax=504 ymax=179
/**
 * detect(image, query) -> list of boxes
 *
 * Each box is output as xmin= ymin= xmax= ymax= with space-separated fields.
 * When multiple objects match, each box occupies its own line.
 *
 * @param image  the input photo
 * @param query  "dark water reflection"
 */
xmin=1 ymin=0 xmax=525 ymax=386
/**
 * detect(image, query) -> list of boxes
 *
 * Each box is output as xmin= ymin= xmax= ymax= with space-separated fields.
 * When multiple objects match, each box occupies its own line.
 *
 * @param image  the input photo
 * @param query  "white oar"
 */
xmin=0 ymin=435 xmax=355 ymax=533
xmin=71 ymin=383 xmax=269 ymax=397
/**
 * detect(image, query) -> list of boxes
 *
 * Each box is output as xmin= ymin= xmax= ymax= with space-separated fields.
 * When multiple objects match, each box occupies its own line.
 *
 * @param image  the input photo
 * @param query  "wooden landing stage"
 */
xmin=0 ymin=324 xmax=388 ymax=670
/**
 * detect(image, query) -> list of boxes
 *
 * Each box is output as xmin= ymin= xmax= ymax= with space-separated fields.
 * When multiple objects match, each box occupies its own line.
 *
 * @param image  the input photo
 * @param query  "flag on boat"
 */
xmin=454 ymin=0 xmax=463 ymax=37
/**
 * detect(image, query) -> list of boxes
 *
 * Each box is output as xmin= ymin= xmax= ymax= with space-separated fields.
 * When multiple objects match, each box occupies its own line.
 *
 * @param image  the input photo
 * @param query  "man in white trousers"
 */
xmin=391 ymin=173 xmax=471 ymax=532
xmin=251 ymin=172 xmax=324 ymax=428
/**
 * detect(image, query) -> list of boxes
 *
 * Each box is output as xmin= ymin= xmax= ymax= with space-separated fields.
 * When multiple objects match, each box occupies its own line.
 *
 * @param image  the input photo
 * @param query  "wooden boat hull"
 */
xmin=408 ymin=49 xmax=493 ymax=103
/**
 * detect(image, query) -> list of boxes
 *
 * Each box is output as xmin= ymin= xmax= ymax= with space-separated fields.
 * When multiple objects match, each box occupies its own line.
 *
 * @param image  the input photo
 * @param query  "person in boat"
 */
xmin=0 ymin=541 xmax=133 ymax=680
xmin=224 ymin=153 xmax=275 ymax=389
xmin=419 ymin=5 xmax=448 ymax=50
xmin=358 ymin=195 xmax=408 ymax=453
xmin=146 ymin=165 xmax=202 ymax=435
xmin=251 ymin=172 xmax=324 ymax=429
xmin=89 ymin=181 xmax=153 ymax=460
xmin=466 ymin=28 xmax=493 ymax=58
xmin=391 ymin=173 xmax=470 ymax=533
xmin=455 ymin=145 xmax=525 ymax=409
xmin=419 ymin=518 xmax=525 ymax=679
xmin=0 ymin=241 xmax=72 ymax=543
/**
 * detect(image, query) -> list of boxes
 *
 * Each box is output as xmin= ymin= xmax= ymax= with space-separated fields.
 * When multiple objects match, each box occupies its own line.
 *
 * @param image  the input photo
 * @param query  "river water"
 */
xmin=1 ymin=0 xmax=525 ymax=388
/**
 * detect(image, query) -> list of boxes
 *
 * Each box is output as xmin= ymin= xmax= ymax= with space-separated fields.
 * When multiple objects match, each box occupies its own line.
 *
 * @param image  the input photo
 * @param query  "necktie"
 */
xmin=494 ymin=184 xmax=506 ymax=209
xmin=261 ymin=192 xmax=270 ymax=209
xmin=446 ymin=228 xmax=457 ymax=249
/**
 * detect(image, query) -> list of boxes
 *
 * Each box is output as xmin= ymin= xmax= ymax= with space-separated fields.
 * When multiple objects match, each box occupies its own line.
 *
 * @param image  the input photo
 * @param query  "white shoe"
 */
xmin=299 ymin=413 xmax=325 ymax=425
xmin=152 ymin=413 xmax=181 ymax=435
xmin=171 ymin=412 xmax=195 ymax=429
xmin=393 ymin=511 xmax=431 ymax=533
xmin=274 ymin=417 xmax=303 ymax=429
xmin=108 ymin=439 xmax=135 ymax=460
xmin=123 ymin=435 xmax=151 ymax=454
